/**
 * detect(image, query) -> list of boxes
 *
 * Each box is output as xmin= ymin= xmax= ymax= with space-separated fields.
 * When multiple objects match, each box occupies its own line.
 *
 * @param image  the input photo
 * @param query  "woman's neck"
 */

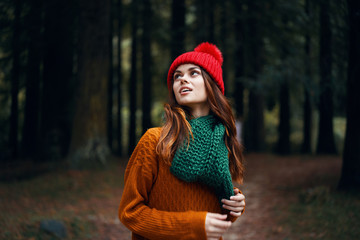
xmin=190 ymin=104 xmax=210 ymax=118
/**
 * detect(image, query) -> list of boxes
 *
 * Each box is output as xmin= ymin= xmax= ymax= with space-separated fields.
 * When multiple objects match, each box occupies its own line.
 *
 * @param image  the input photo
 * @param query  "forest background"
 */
xmin=0 ymin=0 xmax=359 ymax=239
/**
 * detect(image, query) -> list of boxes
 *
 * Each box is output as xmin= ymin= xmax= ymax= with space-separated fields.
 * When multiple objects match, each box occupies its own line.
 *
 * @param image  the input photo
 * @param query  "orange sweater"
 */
xmin=119 ymin=127 xmax=238 ymax=240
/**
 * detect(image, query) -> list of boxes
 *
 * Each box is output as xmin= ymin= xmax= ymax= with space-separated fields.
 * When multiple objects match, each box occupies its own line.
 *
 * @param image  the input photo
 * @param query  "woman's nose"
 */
xmin=180 ymin=76 xmax=189 ymax=84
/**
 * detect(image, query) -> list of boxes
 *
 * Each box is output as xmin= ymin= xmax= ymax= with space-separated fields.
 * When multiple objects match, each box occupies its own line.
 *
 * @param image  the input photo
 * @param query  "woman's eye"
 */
xmin=174 ymin=74 xmax=181 ymax=80
xmin=191 ymin=71 xmax=200 ymax=76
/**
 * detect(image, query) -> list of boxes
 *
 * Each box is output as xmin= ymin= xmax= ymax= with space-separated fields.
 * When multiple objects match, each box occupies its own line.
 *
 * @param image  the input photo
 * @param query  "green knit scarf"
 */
xmin=170 ymin=115 xmax=234 ymax=205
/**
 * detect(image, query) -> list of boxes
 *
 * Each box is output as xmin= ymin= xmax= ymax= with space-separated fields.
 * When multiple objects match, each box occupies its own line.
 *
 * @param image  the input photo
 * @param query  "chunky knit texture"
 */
xmin=118 ymin=128 xmax=238 ymax=240
xmin=167 ymin=42 xmax=225 ymax=94
xmin=170 ymin=115 xmax=234 ymax=205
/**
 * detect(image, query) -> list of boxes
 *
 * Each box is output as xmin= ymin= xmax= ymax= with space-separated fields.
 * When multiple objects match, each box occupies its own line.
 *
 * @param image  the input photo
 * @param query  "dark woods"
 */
xmin=0 ymin=0 xmax=359 ymax=189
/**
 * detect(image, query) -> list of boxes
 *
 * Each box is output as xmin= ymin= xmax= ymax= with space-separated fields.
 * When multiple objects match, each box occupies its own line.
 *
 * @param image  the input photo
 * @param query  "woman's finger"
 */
xmin=207 ymin=213 xmax=228 ymax=220
xmin=229 ymin=211 xmax=242 ymax=217
xmin=205 ymin=213 xmax=232 ymax=239
xmin=222 ymin=204 xmax=244 ymax=212
xmin=230 ymin=194 xmax=245 ymax=201
xmin=209 ymin=220 xmax=231 ymax=232
xmin=221 ymin=199 xmax=245 ymax=207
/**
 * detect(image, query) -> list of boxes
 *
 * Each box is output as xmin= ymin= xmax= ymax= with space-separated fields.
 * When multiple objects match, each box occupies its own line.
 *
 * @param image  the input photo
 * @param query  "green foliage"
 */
xmin=264 ymin=106 xmax=346 ymax=153
xmin=287 ymin=190 xmax=360 ymax=239
xmin=0 ymin=0 xmax=14 ymax=160
xmin=299 ymin=185 xmax=330 ymax=204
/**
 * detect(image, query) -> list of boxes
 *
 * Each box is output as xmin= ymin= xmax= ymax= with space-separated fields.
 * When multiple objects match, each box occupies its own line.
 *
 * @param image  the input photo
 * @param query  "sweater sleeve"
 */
xmin=118 ymin=128 xmax=207 ymax=240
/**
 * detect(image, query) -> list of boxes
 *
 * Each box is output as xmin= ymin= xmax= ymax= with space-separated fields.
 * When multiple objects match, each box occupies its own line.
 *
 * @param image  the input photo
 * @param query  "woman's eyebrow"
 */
xmin=188 ymin=67 xmax=200 ymax=71
xmin=175 ymin=67 xmax=200 ymax=73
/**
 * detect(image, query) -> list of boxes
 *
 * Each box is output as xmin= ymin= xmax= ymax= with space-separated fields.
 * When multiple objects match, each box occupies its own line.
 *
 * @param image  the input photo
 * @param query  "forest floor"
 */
xmin=1 ymin=153 xmax=359 ymax=240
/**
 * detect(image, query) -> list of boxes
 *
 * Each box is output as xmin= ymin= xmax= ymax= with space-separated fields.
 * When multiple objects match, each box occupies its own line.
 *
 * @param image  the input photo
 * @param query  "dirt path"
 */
xmin=95 ymin=153 xmax=341 ymax=240
xmin=224 ymin=153 xmax=341 ymax=240
xmin=224 ymin=154 xmax=292 ymax=240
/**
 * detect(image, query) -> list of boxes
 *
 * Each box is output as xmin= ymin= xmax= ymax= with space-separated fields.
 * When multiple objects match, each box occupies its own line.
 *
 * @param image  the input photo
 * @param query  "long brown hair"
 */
xmin=156 ymin=68 xmax=245 ymax=184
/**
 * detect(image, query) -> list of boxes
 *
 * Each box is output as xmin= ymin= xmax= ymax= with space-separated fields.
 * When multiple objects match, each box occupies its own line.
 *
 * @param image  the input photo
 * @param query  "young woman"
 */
xmin=119 ymin=42 xmax=245 ymax=240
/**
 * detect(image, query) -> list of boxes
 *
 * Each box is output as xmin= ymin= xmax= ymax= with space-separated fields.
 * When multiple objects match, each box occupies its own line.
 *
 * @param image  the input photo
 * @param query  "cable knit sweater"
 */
xmin=118 ymin=127 xmax=238 ymax=240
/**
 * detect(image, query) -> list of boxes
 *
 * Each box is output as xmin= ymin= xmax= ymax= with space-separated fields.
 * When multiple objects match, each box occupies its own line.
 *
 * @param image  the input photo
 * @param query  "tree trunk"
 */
xmin=170 ymin=0 xmax=185 ymax=60
xmin=218 ymin=0 xmax=229 ymax=93
xmin=338 ymin=0 xmax=360 ymax=190
xmin=128 ymin=0 xmax=139 ymax=155
xmin=141 ymin=0 xmax=153 ymax=133
xmin=233 ymin=0 xmax=245 ymax=144
xmin=233 ymin=0 xmax=245 ymax=118
xmin=207 ymin=0 xmax=215 ymax=43
xmin=243 ymin=1 xmax=265 ymax=152
xmin=277 ymin=18 xmax=291 ymax=155
xmin=302 ymin=89 xmax=312 ymax=153
xmin=302 ymin=0 xmax=313 ymax=154
xmin=9 ymin=0 xmax=22 ymax=159
xmin=247 ymin=92 xmax=266 ymax=152
xmin=108 ymin=0 xmax=114 ymax=152
xmin=117 ymin=0 xmax=123 ymax=156
xmin=194 ymin=0 xmax=204 ymax=43
xmin=316 ymin=0 xmax=337 ymax=154
xmin=41 ymin=0 xmax=75 ymax=160
xmin=69 ymin=0 xmax=111 ymax=168
xmin=277 ymin=79 xmax=291 ymax=154
xmin=22 ymin=0 xmax=42 ymax=159
xmin=194 ymin=0 xmax=214 ymax=43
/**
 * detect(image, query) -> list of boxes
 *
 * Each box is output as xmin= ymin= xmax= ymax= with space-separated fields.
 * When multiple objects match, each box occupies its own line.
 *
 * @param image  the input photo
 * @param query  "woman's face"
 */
xmin=172 ymin=64 xmax=208 ymax=113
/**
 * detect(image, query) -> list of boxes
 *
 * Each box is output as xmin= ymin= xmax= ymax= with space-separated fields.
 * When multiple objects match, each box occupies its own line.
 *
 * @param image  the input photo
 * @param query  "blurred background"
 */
xmin=0 ymin=0 xmax=359 ymax=239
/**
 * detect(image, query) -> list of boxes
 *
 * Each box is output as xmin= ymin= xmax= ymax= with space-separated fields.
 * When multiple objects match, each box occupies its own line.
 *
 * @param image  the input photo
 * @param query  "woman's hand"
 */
xmin=205 ymin=213 xmax=232 ymax=240
xmin=221 ymin=188 xmax=245 ymax=217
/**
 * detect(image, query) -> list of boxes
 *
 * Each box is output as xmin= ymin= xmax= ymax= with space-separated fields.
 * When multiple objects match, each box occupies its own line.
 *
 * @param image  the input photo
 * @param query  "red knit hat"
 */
xmin=167 ymin=42 xmax=224 ymax=94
